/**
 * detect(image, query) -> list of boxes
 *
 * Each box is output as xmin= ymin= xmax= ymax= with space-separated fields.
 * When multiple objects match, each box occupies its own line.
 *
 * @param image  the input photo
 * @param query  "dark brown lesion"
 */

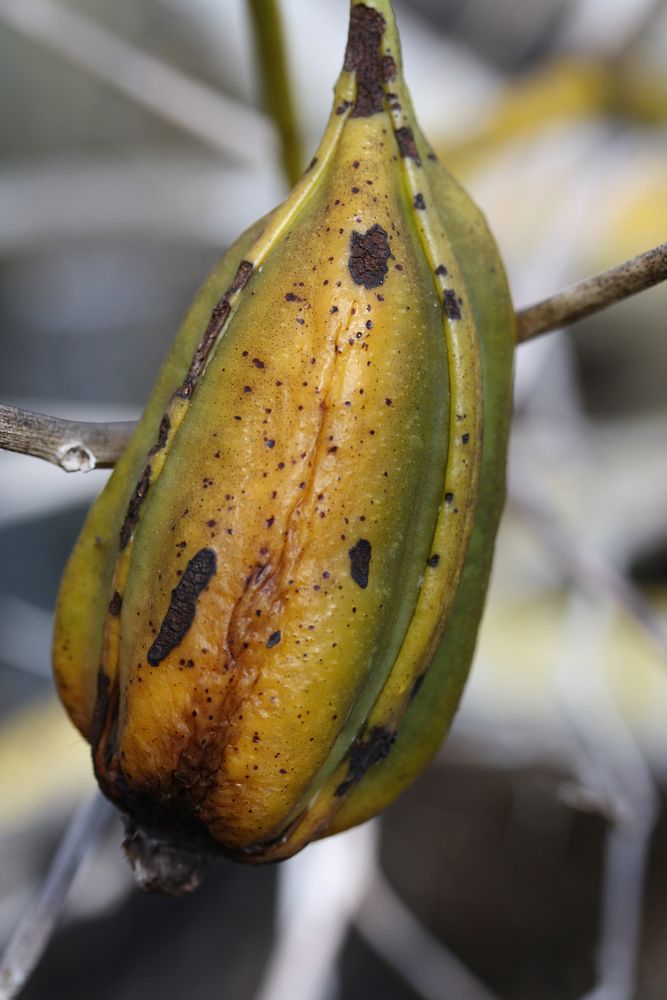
xmin=119 ymin=464 xmax=152 ymax=550
xmin=348 ymin=538 xmax=371 ymax=588
xmin=108 ymin=591 xmax=123 ymax=616
xmin=381 ymin=54 xmax=397 ymax=82
xmin=177 ymin=260 xmax=254 ymax=399
xmin=334 ymin=726 xmax=395 ymax=796
xmin=147 ymin=548 xmax=217 ymax=666
xmin=266 ymin=630 xmax=281 ymax=648
xmin=444 ymin=289 xmax=462 ymax=321
xmin=409 ymin=673 xmax=426 ymax=701
xmin=228 ymin=259 xmax=254 ymax=293
xmin=395 ymin=126 xmax=421 ymax=166
xmin=348 ymin=225 xmax=392 ymax=289
xmin=89 ymin=668 xmax=111 ymax=750
xmin=343 ymin=4 xmax=386 ymax=118
xmin=148 ymin=414 xmax=171 ymax=455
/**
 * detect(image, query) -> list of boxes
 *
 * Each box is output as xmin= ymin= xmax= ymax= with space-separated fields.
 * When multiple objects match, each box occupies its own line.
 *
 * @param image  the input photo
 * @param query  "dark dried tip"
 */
xmin=344 ymin=4 xmax=386 ymax=118
xmin=123 ymin=818 xmax=209 ymax=896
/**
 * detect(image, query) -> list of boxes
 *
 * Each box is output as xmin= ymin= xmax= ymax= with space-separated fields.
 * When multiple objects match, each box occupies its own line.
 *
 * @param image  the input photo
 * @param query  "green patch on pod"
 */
xmin=52 ymin=0 xmax=514 ymax=884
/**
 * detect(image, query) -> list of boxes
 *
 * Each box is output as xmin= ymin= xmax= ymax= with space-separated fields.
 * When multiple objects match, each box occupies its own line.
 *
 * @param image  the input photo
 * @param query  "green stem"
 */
xmin=247 ymin=0 xmax=302 ymax=187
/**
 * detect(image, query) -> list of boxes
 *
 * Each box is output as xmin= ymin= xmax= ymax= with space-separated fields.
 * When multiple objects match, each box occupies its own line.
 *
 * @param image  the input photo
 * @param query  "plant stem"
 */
xmin=0 ymin=404 xmax=135 ymax=472
xmin=247 ymin=0 xmax=303 ymax=186
xmin=516 ymin=241 xmax=667 ymax=343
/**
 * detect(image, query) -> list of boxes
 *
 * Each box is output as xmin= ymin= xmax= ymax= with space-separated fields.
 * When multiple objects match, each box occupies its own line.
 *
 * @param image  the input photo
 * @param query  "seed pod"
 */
xmin=53 ymin=0 xmax=514 ymax=881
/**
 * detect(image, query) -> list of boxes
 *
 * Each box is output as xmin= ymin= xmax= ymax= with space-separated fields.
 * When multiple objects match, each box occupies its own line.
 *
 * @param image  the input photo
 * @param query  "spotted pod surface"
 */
xmin=53 ymin=0 xmax=514 ymax=869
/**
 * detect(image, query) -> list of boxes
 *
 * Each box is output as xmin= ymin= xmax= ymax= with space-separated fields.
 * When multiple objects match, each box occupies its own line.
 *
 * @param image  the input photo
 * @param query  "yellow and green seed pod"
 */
xmin=53 ymin=0 xmax=514 ymax=879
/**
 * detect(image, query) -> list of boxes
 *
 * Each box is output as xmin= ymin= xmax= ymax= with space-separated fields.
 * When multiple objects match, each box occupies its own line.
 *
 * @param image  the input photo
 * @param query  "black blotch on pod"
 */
xmin=147 ymin=548 xmax=217 ymax=666
xmin=335 ymin=726 xmax=396 ymax=796
xmin=348 ymin=538 xmax=372 ymax=588
xmin=348 ymin=225 xmax=392 ymax=288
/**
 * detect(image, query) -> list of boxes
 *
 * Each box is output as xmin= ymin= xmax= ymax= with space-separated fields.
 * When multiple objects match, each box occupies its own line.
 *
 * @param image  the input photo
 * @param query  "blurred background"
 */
xmin=1 ymin=0 xmax=666 ymax=998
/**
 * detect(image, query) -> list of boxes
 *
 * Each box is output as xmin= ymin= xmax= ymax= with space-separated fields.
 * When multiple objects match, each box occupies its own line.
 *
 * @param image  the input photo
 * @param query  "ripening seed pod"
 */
xmin=53 ymin=0 xmax=514 ymax=888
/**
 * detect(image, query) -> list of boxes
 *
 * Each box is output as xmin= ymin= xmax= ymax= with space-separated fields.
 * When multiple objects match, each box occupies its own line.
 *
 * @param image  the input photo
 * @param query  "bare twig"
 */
xmin=248 ymin=0 xmax=303 ymax=187
xmin=0 ymin=793 xmax=115 ymax=1000
xmin=0 ymin=0 xmax=275 ymax=165
xmin=0 ymin=404 xmax=134 ymax=472
xmin=516 ymin=242 xmax=667 ymax=342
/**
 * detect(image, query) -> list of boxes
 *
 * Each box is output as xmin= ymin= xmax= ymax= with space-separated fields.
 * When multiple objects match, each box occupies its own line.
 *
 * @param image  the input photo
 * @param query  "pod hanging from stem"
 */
xmin=52 ymin=0 xmax=514 ymax=889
